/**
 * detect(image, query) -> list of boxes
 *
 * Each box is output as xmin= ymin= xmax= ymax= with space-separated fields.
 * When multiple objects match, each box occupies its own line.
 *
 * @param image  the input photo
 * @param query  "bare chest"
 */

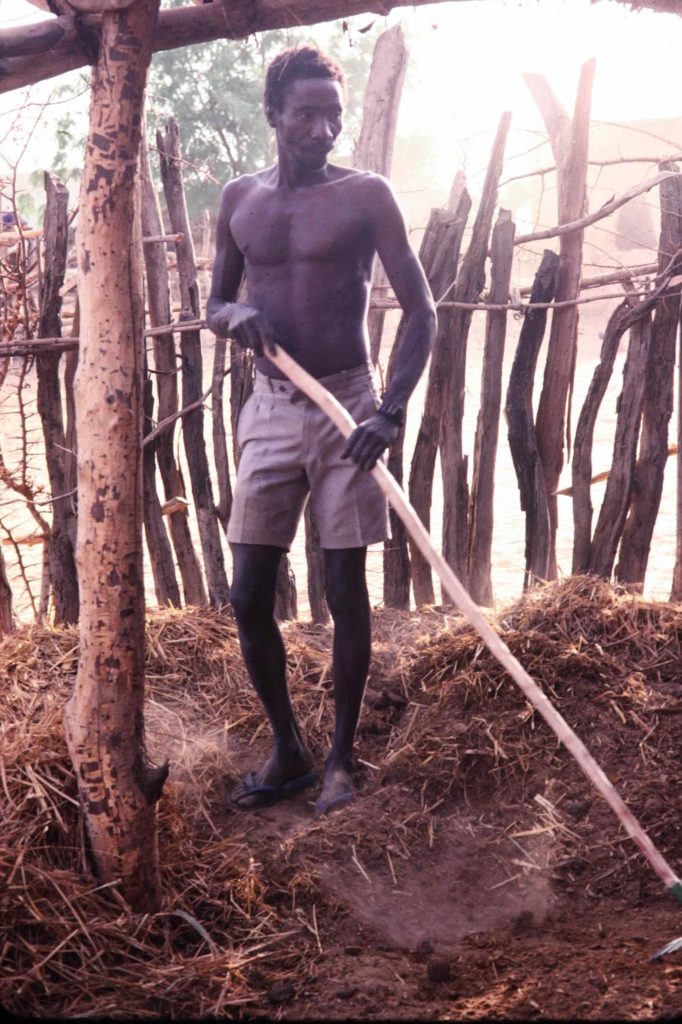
xmin=230 ymin=189 xmax=372 ymax=267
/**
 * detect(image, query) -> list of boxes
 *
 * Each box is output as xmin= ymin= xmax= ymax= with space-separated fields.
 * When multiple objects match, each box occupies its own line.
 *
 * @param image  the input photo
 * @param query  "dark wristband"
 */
xmin=377 ymin=399 xmax=405 ymax=427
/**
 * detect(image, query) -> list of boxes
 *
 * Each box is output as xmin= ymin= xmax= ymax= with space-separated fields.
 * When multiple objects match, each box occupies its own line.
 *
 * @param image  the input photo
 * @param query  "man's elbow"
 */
xmin=421 ymin=300 xmax=437 ymax=349
xmin=206 ymin=297 xmax=224 ymax=336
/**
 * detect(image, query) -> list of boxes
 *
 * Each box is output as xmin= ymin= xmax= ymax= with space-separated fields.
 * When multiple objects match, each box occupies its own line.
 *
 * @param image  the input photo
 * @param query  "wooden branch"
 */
xmin=558 ymin=446 xmax=678 ymax=497
xmin=142 ymin=232 xmax=183 ymax=245
xmin=0 ymin=230 xmax=42 ymax=244
xmin=502 ymin=153 xmax=682 ymax=187
xmin=0 ymin=0 xmax=457 ymax=94
xmin=0 ymin=337 xmax=78 ymax=355
xmin=441 ymin=111 xmax=511 ymax=587
xmin=408 ymin=184 xmax=472 ymax=607
xmin=467 ymin=207 xmax=515 ymax=605
xmin=518 ymin=262 xmax=658 ymax=296
xmin=515 ymin=170 xmax=679 ymax=245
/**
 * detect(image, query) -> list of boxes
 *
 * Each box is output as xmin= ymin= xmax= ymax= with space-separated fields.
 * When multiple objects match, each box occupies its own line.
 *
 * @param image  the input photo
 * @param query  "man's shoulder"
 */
xmin=328 ymin=165 xmax=392 ymax=192
xmin=219 ymin=168 xmax=273 ymax=206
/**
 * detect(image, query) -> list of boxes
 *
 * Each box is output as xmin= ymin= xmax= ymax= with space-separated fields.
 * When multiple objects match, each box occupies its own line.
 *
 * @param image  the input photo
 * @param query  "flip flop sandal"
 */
xmin=230 ymin=770 xmax=317 ymax=810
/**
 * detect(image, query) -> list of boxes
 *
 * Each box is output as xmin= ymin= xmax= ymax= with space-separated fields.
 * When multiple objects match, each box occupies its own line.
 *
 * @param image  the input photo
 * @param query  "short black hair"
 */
xmin=264 ymin=46 xmax=345 ymax=114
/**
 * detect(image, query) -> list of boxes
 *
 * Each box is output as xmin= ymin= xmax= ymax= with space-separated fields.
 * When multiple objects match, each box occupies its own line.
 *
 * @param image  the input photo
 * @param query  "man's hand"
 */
xmin=342 ymin=412 xmax=399 ymax=471
xmin=226 ymin=304 xmax=277 ymax=357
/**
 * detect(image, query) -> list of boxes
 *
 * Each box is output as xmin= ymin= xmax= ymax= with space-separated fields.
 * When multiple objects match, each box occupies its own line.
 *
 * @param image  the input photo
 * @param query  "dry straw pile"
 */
xmin=1 ymin=578 xmax=681 ymax=1016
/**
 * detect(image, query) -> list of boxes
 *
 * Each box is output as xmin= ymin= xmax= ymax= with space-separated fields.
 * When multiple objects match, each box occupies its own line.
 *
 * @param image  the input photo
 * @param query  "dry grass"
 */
xmin=1 ymin=577 xmax=681 ymax=1017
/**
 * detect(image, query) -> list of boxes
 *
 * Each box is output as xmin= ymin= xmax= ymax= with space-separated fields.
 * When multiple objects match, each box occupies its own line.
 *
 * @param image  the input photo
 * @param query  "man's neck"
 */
xmin=275 ymin=153 xmax=332 ymax=190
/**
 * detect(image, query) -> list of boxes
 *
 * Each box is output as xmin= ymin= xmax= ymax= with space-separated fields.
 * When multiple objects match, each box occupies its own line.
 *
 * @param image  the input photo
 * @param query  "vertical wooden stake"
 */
xmin=64 ymin=0 xmax=167 ymax=912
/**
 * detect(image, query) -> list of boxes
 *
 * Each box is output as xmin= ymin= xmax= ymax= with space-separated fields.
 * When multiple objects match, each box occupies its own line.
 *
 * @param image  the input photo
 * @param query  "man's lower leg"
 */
xmin=230 ymin=544 xmax=313 ymax=805
xmin=317 ymin=547 xmax=371 ymax=812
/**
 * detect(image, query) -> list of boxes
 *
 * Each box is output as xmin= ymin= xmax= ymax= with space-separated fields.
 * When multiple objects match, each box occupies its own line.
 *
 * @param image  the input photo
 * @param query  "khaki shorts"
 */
xmin=227 ymin=363 xmax=391 ymax=550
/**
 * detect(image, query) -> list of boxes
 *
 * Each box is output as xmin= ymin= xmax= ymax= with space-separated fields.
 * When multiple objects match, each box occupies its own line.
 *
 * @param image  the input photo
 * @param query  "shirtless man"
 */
xmin=207 ymin=46 xmax=436 ymax=814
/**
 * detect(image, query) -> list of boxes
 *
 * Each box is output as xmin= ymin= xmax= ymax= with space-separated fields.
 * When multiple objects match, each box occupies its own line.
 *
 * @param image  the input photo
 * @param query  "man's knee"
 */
xmin=230 ymin=544 xmax=282 ymax=624
xmin=324 ymin=549 xmax=369 ymax=621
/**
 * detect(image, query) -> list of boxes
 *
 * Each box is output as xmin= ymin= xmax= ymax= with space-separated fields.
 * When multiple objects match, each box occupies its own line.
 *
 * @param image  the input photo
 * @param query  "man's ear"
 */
xmin=265 ymin=104 xmax=278 ymax=128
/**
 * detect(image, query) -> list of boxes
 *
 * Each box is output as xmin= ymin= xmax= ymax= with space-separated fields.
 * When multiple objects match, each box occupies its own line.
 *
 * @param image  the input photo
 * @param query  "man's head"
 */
xmin=264 ymin=46 xmax=345 ymax=118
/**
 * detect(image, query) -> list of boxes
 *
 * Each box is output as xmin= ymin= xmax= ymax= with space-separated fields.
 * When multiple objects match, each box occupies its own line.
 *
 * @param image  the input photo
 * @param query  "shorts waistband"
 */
xmin=254 ymin=361 xmax=375 ymax=398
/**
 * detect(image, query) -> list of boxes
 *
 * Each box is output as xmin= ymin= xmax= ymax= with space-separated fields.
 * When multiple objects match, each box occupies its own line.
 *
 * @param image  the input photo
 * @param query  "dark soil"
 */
xmin=2 ymin=577 xmax=682 ymax=1020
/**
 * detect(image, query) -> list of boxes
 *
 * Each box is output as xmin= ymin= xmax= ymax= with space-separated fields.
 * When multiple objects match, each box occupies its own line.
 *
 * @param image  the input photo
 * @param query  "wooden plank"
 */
xmin=467 ymin=207 xmax=515 ymax=605
xmin=617 ymin=165 xmax=682 ymax=586
xmin=589 ymin=312 xmax=652 ymax=578
xmin=440 ymin=111 xmax=511 ymax=590
xmin=353 ymin=25 xmax=408 ymax=366
xmin=157 ymin=117 xmax=230 ymax=608
xmin=36 ymin=172 xmax=79 ymax=625
xmin=504 ymin=249 xmax=559 ymax=590
xmin=408 ymin=179 xmax=471 ymax=606
xmin=525 ymin=59 xmax=595 ymax=579
xmin=140 ymin=134 xmax=206 ymax=607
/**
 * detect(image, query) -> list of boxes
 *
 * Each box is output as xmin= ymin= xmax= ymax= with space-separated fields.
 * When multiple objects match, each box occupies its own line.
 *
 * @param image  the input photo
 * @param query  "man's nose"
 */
xmin=311 ymin=117 xmax=334 ymax=140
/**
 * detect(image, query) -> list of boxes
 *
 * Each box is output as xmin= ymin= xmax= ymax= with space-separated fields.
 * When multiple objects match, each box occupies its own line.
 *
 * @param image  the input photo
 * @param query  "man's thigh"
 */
xmin=308 ymin=388 xmax=389 ymax=550
xmin=228 ymin=392 xmax=309 ymax=549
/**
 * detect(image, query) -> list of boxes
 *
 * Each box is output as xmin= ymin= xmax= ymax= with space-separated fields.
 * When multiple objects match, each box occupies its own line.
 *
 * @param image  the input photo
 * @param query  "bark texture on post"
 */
xmin=305 ymin=504 xmax=329 ymax=624
xmin=441 ymin=112 xmax=511 ymax=590
xmin=408 ymin=179 xmax=471 ymax=606
xmin=505 ymin=249 xmax=559 ymax=590
xmin=525 ymin=60 xmax=595 ymax=578
xmin=140 ymin=136 xmax=206 ymax=606
xmin=211 ymin=337 xmax=232 ymax=533
xmin=672 ymin=318 xmax=682 ymax=601
xmin=37 ymin=172 xmax=79 ymax=624
xmin=142 ymin=360 xmax=181 ymax=606
xmin=157 ymin=118 xmax=229 ymax=606
xmin=64 ymin=0 xmax=167 ymax=913
xmin=589 ymin=313 xmax=652 ymax=579
xmin=467 ymin=207 xmax=515 ymax=605
xmin=0 ymin=548 xmax=12 ymax=636
xmin=353 ymin=24 xmax=408 ymax=365
xmin=571 ymin=299 xmax=635 ymax=573
xmin=383 ymin=193 xmax=472 ymax=608
xmin=616 ymin=166 xmax=682 ymax=586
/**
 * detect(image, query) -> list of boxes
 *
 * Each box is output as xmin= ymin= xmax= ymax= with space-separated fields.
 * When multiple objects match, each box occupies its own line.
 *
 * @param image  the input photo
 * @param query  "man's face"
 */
xmin=269 ymin=78 xmax=344 ymax=170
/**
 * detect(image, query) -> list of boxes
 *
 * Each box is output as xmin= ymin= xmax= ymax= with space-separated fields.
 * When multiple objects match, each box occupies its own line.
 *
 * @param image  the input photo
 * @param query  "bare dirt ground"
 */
xmin=2 ymin=576 xmax=682 ymax=1019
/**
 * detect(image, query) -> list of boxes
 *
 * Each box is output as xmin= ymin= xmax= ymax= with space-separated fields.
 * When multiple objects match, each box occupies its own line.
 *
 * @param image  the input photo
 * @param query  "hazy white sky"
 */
xmin=1 ymin=0 xmax=681 ymax=193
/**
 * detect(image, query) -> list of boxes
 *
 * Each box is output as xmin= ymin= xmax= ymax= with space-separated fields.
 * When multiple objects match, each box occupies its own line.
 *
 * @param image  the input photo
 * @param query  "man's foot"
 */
xmin=314 ymin=764 xmax=354 ymax=815
xmin=230 ymin=750 xmax=314 ymax=810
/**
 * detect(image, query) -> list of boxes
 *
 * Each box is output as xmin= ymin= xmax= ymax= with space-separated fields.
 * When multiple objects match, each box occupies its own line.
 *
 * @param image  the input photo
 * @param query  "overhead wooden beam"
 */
xmin=0 ymin=0 xmax=461 ymax=94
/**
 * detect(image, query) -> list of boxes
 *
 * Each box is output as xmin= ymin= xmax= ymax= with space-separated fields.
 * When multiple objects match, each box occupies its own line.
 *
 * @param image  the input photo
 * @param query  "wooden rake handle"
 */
xmin=268 ymin=343 xmax=682 ymax=899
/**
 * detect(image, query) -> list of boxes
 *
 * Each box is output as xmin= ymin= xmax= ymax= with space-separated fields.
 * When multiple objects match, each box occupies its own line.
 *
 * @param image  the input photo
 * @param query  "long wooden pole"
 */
xmin=268 ymin=342 xmax=682 ymax=901
xmin=0 ymin=0 xmax=458 ymax=95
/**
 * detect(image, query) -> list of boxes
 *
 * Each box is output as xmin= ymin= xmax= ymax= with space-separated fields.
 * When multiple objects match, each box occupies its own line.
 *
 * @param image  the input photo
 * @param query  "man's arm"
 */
xmin=343 ymin=174 xmax=437 ymax=470
xmin=206 ymin=180 xmax=275 ymax=354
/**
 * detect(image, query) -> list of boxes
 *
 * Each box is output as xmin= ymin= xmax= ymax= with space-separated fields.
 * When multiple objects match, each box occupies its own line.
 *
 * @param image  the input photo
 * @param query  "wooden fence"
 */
xmin=1 ymin=72 xmax=681 ymax=631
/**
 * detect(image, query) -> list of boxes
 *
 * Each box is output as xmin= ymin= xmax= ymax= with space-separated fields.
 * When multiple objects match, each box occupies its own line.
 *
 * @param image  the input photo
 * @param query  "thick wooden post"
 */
xmin=64 ymin=0 xmax=167 ymax=913
xmin=589 ymin=312 xmax=652 ymax=578
xmin=525 ymin=60 xmax=595 ymax=578
xmin=505 ymin=249 xmax=559 ymax=590
xmin=467 ymin=207 xmax=515 ymax=605
xmin=673 ymin=316 xmax=682 ymax=601
xmin=616 ymin=165 xmax=682 ymax=586
xmin=157 ymin=118 xmax=230 ymax=607
xmin=353 ymin=24 xmax=408 ymax=366
xmin=384 ymin=193 xmax=473 ymax=608
xmin=441 ymin=112 xmax=511 ymax=590
xmin=0 ymin=547 xmax=12 ymax=636
xmin=572 ymin=299 xmax=636 ymax=573
xmin=140 ymin=135 xmax=206 ymax=606
xmin=408 ymin=178 xmax=471 ymax=606
xmin=36 ymin=172 xmax=79 ymax=624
